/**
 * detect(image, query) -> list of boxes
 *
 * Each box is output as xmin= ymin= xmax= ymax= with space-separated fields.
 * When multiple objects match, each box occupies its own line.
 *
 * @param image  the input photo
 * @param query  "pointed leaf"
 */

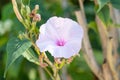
xmin=22 ymin=48 xmax=40 ymax=65
xmin=4 ymin=37 xmax=32 ymax=77
xmin=97 ymin=0 xmax=110 ymax=12
xmin=45 ymin=51 xmax=54 ymax=63
xmin=97 ymin=5 xmax=110 ymax=26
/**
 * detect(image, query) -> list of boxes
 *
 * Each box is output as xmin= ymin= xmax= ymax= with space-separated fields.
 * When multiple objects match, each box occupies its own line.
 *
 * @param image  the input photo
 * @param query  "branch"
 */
xmin=106 ymin=37 xmax=119 ymax=80
xmin=95 ymin=16 xmax=108 ymax=57
xmin=96 ymin=15 xmax=119 ymax=80
xmin=102 ymin=61 xmax=113 ymax=80
xmin=78 ymin=0 xmax=87 ymax=27
xmin=96 ymin=15 xmax=113 ymax=80
xmin=109 ymin=4 xmax=120 ymax=64
xmin=78 ymin=0 xmax=85 ymax=17
xmin=75 ymin=11 xmax=103 ymax=80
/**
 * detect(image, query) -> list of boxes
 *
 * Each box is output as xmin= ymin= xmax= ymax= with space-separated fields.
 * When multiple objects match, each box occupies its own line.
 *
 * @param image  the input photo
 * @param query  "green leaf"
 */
xmin=45 ymin=51 xmax=54 ymax=63
xmin=22 ymin=48 xmax=40 ymax=65
xmin=88 ymin=21 xmax=97 ymax=33
xmin=4 ymin=37 xmax=32 ymax=77
xmin=97 ymin=0 xmax=120 ymax=10
xmin=110 ymin=0 xmax=120 ymax=9
xmin=97 ymin=0 xmax=110 ymax=12
xmin=97 ymin=5 xmax=110 ymax=26
xmin=7 ymin=56 xmax=23 ymax=78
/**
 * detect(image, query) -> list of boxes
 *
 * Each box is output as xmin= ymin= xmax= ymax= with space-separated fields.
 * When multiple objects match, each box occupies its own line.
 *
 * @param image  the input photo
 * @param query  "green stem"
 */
xmin=55 ymin=69 xmax=58 ymax=80
xmin=44 ymin=67 xmax=54 ymax=80
xmin=53 ymin=66 xmax=60 ymax=80
xmin=44 ymin=58 xmax=53 ymax=67
xmin=32 ymin=42 xmax=40 ymax=55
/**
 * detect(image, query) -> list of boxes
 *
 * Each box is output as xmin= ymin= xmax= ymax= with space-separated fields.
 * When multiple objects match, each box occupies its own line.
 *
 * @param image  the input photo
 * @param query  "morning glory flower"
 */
xmin=36 ymin=16 xmax=83 ymax=58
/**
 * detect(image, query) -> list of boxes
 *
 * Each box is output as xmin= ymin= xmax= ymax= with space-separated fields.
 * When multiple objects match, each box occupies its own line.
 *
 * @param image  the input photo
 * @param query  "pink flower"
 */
xmin=36 ymin=16 xmax=83 ymax=58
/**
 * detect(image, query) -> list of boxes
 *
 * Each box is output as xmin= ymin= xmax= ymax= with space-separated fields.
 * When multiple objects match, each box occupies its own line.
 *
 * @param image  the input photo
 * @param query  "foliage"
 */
xmin=4 ymin=37 xmax=32 ymax=77
xmin=97 ymin=0 xmax=120 ymax=26
xmin=0 ymin=0 xmax=120 ymax=80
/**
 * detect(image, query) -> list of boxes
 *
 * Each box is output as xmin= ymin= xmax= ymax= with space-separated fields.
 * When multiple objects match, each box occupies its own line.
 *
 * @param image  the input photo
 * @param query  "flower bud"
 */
xmin=26 ymin=6 xmax=31 ymax=15
xmin=35 ymin=5 xmax=39 ymax=11
xmin=31 ymin=5 xmax=39 ymax=15
xmin=33 ymin=14 xmax=41 ymax=22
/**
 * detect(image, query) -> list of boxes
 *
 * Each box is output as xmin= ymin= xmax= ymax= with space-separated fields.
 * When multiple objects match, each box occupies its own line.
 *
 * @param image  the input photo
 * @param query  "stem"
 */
xmin=55 ymin=68 xmax=58 ymax=80
xmin=38 ymin=67 xmax=47 ymax=80
xmin=44 ymin=58 xmax=53 ymax=67
xmin=32 ymin=42 xmax=40 ymax=55
xmin=12 ymin=0 xmax=23 ymax=22
xmin=53 ymin=67 xmax=60 ymax=80
xmin=106 ymin=37 xmax=119 ymax=80
xmin=96 ymin=16 xmax=108 ymax=57
xmin=75 ymin=11 xmax=104 ymax=80
xmin=44 ymin=67 xmax=54 ymax=80
xmin=78 ymin=0 xmax=87 ymax=26
xmin=11 ymin=0 xmax=56 ymax=80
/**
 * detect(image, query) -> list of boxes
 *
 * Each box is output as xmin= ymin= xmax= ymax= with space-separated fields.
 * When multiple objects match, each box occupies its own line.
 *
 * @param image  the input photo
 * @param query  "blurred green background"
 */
xmin=0 ymin=0 xmax=103 ymax=80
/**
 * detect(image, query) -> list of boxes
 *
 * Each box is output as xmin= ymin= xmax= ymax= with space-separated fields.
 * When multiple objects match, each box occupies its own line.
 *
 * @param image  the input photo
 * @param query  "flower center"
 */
xmin=56 ymin=40 xmax=65 ymax=46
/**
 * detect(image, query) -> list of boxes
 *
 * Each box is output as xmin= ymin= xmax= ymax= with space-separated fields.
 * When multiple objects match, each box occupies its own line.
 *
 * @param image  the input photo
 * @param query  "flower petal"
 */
xmin=48 ymin=38 xmax=82 ymax=58
xmin=48 ymin=46 xmax=70 ymax=58
xmin=39 ymin=22 xmax=60 ymax=40
xmin=36 ymin=33 xmax=56 ymax=51
xmin=64 ymin=18 xmax=83 ymax=40
xmin=36 ymin=40 xmax=55 ymax=52
xmin=65 ymin=38 xmax=82 ymax=54
xmin=46 ymin=17 xmax=83 ymax=41
xmin=49 ymin=45 xmax=78 ymax=58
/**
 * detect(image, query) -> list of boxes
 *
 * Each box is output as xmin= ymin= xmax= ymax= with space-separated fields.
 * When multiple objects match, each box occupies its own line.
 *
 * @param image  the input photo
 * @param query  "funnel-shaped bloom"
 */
xmin=36 ymin=16 xmax=83 ymax=58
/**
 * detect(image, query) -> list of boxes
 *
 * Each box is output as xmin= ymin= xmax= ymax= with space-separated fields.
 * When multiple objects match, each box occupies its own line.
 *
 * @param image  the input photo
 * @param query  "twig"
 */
xmin=106 ymin=37 xmax=119 ymax=80
xmin=102 ymin=62 xmax=113 ymax=80
xmin=78 ymin=0 xmax=86 ymax=22
xmin=78 ymin=0 xmax=87 ymax=27
xmin=44 ymin=67 xmax=54 ymax=80
xmin=96 ymin=16 xmax=108 ymax=57
xmin=75 ymin=11 xmax=103 ymax=80
xmin=96 ymin=15 xmax=113 ymax=80
xmin=109 ymin=4 xmax=120 ymax=65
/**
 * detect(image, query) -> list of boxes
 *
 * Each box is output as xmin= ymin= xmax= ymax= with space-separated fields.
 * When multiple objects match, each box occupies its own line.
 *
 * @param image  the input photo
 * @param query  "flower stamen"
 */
xmin=56 ymin=40 xmax=65 ymax=46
